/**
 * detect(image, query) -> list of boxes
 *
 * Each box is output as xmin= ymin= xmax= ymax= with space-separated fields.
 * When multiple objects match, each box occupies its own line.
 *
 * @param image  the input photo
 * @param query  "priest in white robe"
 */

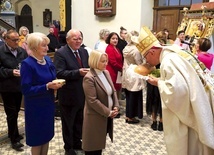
xmin=132 ymin=26 xmax=214 ymax=155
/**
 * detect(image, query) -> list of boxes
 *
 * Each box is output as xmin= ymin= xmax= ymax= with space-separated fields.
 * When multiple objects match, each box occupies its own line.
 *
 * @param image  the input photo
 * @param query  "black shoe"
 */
xmin=158 ymin=122 xmax=163 ymax=131
xmin=115 ymin=113 xmax=120 ymax=118
xmin=126 ymin=118 xmax=140 ymax=124
xmin=151 ymin=121 xmax=157 ymax=130
xmin=16 ymin=135 xmax=24 ymax=141
xmin=12 ymin=142 xmax=24 ymax=151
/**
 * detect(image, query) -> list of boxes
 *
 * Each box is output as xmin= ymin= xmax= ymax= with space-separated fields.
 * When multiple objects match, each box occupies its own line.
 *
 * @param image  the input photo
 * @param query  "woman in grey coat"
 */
xmin=82 ymin=50 xmax=119 ymax=155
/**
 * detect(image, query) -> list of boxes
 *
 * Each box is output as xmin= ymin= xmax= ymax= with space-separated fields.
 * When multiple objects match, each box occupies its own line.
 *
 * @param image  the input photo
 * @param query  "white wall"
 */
xmin=72 ymin=0 xmax=153 ymax=49
xmin=12 ymin=0 xmax=153 ymax=48
xmin=141 ymin=0 xmax=154 ymax=29
xmin=13 ymin=0 xmax=60 ymax=35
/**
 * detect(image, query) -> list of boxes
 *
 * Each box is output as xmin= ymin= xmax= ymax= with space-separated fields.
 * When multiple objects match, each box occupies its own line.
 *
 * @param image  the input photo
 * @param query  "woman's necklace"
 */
xmin=30 ymin=54 xmax=46 ymax=65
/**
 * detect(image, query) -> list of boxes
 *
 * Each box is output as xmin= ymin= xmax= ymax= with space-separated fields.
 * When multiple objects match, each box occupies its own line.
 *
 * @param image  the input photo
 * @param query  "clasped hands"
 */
xmin=109 ymin=107 xmax=119 ymax=118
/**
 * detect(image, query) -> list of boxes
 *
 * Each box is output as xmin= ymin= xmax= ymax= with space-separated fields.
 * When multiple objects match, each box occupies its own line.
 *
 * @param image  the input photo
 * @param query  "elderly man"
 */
xmin=0 ymin=29 xmax=28 ymax=151
xmin=54 ymin=29 xmax=89 ymax=155
xmin=132 ymin=26 xmax=214 ymax=155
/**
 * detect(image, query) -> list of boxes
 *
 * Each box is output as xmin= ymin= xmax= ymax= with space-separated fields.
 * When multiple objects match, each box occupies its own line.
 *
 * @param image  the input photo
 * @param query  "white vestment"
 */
xmin=158 ymin=46 xmax=214 ymax=155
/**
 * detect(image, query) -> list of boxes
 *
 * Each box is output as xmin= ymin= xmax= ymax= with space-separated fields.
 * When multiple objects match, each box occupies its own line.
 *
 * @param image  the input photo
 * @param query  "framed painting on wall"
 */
xmin=94 ymin=0 xmax=116 ymax=17
xmin=43 ymin=9 xmax=52 ymax=27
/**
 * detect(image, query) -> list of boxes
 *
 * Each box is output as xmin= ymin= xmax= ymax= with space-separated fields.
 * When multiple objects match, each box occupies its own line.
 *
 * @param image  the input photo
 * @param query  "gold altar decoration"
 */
xmin=177 ymin=5 xmax=214 ymax=53
xmin=177 ymin=6 xmax=214 ymax=39
xmin=59 ymin=0 xmax=65 ymax=31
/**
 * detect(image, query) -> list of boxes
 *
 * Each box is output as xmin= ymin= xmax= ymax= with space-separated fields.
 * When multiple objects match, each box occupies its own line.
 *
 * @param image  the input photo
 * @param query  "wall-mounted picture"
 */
xmin=94 ymin=0 xmax=116 ymax=17
xmin=43 ymin=9 xmax=52 ymax=27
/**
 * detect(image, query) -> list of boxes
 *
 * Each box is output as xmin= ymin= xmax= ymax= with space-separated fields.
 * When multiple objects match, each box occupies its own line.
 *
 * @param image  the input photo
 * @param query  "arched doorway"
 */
xmin=15 ymin=4 xmax=33 ymax=33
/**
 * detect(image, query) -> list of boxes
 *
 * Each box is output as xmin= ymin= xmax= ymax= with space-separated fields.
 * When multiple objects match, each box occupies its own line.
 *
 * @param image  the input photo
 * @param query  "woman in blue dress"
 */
xmin=21 ymin=32 xmax=63 ymax=155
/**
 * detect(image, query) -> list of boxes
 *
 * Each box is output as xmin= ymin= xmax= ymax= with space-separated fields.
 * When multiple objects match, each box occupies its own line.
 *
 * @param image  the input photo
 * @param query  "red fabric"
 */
xmin=151 ymin=46 xmax=161 ymax=50
xmin=53 ymin=28 xmax=59 ymax=40
xmin=74 ymin=52 xmax=83 ymax=67
xmin=105 ymin=44 xmax=123 ymax=90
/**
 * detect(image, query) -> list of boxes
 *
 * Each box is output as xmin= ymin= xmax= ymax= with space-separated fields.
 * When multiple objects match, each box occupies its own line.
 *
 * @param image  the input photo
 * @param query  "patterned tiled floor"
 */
xmin=0 ymin=100 xmax=167 ymax=155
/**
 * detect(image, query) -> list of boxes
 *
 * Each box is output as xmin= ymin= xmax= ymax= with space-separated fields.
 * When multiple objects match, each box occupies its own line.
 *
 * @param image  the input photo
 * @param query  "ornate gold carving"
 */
xmin=177 ymin=7 xmax=189 ymax=34
xmin=59 ymin=0 xmax=66 ymax=31
xmin=178 ymin=6 xmax=214 ymax=39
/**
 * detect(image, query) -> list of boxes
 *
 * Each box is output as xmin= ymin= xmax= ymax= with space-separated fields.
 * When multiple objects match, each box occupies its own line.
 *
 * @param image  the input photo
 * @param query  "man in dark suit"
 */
xmin=54 ymin=29 xmax=89 ymax=155
xmin=0 ymin=29 xmax=28 ymax=151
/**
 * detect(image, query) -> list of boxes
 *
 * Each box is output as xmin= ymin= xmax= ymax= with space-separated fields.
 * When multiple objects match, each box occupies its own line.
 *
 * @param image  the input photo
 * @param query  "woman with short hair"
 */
xmin=21 ymin=32 xmax=63 ymax=155
xmin=82 ymin=50 xmax=119 ymax=155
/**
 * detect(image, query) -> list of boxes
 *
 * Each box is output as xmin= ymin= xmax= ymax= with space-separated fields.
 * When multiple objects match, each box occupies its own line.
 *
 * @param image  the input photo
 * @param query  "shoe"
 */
xmin=114 ymin=113 xmax=121 ymax=118
xmin=16 ymin=135 xmax=24 ymax=141
xmin=158 ymin=122 xmax=163 ymax=131
xmin=126 ymin=118 xmax=140 ymax=124
xmin=12 ymin=142 xmax=24 ymax=151
xmin=151 ymin=121 xmax=157 ymax=130
xmin=12 ymin=141 xmax=24 ymax=147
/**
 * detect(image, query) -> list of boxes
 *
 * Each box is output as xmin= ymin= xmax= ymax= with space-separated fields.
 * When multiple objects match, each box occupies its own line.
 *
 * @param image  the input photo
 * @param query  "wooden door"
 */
xmin=153 ymin=9 xmax=180 ymax=40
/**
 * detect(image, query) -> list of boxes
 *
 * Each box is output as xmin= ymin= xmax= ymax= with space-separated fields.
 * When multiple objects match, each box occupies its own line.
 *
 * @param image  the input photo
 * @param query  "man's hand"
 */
xmin=13 ymin=69 xmax=20 ymax=77
xmin=79 ymin=68 xmax=89 ymax=76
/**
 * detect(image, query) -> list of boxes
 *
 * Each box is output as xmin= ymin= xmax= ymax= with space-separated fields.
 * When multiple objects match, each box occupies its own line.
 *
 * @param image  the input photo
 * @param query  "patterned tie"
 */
xmin=74 ymin=51 xmax=82 ymax=67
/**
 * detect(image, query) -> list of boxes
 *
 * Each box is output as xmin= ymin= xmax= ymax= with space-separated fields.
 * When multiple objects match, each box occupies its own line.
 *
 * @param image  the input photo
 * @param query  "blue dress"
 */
xmin=21 ymin=56 xmax=56 ymax=146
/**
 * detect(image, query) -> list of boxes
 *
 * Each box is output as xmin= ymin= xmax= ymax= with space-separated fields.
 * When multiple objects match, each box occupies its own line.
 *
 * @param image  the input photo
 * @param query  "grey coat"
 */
xmin=82 ymin=69 xmax=119 ymax=151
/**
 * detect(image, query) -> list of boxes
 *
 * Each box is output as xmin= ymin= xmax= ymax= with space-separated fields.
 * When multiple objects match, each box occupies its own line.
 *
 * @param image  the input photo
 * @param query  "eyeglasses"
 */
xmin=8 ymin=38 xmax=20 ymax=42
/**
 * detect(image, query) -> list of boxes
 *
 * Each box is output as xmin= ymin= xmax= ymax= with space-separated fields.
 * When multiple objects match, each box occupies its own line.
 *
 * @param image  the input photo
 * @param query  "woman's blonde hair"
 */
xmin=89 ymin=50 xmax=108 ymax=69
xmin=99 ymin=29 xmax=110 ymax=40
xmin=27 ymin=32 xmax=50 ymax=51
xmin=125 ymin=30 xmax=139 ymax=44
xmin=155 ymin=31 xmax=167 ymax=45
xmin=18 ymin=26 xmax=29 ymax=36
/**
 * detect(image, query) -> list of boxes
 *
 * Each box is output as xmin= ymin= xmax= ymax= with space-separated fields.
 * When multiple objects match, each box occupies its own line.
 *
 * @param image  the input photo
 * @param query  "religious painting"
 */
xmin=43 ymin=9 xmax=52 ymax=27
xmin=185 ymin=18 xmax=209 ymax=38
xmin=94 ymin=0 xmax=116 ymax=17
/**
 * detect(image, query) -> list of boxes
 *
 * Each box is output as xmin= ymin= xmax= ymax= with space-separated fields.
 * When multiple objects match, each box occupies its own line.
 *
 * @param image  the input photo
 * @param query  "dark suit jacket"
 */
xmin=47 ymin=33 xmax=61 ymax=52
xmin=54 ymin=44 xmax=89 ymax=106
xmin=0 ymin=44 xmax=28 ymax=92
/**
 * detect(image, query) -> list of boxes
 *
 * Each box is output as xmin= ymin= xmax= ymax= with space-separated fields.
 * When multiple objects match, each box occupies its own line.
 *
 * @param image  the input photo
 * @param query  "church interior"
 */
xmin=0 ymin=0 xmax=214 ymax=154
